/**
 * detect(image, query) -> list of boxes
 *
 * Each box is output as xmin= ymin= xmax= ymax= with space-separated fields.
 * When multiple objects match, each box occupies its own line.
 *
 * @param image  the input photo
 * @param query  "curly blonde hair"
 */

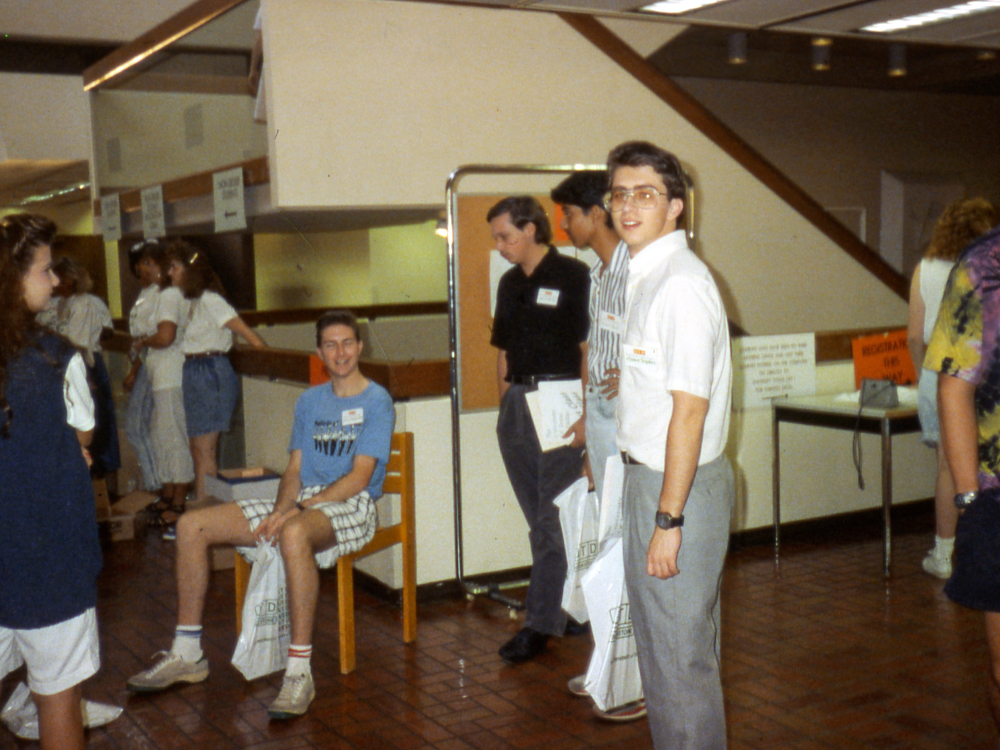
xmin=926 ymin=198 xmax=997 ymax=261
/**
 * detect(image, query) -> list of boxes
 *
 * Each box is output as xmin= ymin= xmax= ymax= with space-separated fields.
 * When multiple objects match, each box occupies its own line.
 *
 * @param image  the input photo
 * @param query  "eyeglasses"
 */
xmin=603 ymin=187 xmax=668 ymax=212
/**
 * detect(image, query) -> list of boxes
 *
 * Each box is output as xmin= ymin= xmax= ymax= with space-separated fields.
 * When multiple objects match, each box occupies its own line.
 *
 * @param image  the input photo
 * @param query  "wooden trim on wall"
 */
xmin=83 ymin=0 xmax=245 ymax=91
xmin=240 ymin=302 xmax=448 ymax=328
xmin=93 ymin=156 xmax=269 ymax=216
xmin=558 ymin=13 xmax=908 ymax=301
xmin=813 ymin=326 xmax=906 ymax=363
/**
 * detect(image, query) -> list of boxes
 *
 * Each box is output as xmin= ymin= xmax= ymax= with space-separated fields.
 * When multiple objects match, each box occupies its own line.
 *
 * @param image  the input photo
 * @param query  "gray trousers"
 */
xmin=497 ymin=385 xmax=584 ymax=636
xmin=623 ymin=454 xmax=734 ymax=750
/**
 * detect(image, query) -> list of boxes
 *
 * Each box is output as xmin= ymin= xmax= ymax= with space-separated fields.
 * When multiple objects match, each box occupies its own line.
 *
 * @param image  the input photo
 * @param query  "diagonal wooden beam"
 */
xmin=558 ymin=12 xmax=908 ymax=300
xmin=83 ymin=0 xmax=245 ymax=91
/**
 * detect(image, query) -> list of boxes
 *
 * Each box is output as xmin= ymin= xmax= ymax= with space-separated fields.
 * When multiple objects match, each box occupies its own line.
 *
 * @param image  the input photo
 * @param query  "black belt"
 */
xmin=508 ymin=374 xmax=576 ymax=386
xmin=185 ymin=350 xmax=226 ymax=360
xmin=621 ymin=451 xmax=644 ymax=466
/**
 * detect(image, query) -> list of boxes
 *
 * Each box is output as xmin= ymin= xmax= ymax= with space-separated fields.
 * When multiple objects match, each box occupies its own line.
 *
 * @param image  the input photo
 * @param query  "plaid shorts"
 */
xmin=235 ymin=485 xmax=377 ymax=569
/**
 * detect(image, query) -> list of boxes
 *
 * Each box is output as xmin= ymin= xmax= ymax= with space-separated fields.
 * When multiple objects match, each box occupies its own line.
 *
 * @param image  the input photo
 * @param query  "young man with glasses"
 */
xmin=608 ymin=141 xmax=734 ymax=749
xmin=488 ymin=196 xmax=590 ymax=664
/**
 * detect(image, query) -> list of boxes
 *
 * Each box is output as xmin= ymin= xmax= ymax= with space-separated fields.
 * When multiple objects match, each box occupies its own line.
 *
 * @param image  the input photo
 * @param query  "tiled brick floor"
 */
xmin=1 ymin=508 xmax=996 ymax=748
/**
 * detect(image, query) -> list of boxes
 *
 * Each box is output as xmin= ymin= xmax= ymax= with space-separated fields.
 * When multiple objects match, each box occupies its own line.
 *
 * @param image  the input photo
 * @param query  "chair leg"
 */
xmin=337 ymin=557 xmax=356 ymax=675
xmin=402 ymin=535 xmax=417 ymax=644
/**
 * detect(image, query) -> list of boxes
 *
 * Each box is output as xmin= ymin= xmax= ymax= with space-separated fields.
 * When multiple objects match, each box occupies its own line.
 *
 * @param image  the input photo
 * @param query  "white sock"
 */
xmin=171 ymin=626 xmax=203 ymax=662
xmin=935 ymin=535 xmax=955 ymax=558
xmin=286 ymin=644 xmax=313 ymax=678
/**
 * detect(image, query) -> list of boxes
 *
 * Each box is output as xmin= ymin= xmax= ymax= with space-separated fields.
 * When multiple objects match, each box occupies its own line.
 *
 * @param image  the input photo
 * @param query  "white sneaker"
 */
xmin=567 ymin=674 xmax=588 ymax=697
xmin=922 ymin=550 xmax=952 ymax=580
xmin=268 ymin=672 xmax=315 ymax=720
xmin=127 ymin=651 xmax=209 ymax=692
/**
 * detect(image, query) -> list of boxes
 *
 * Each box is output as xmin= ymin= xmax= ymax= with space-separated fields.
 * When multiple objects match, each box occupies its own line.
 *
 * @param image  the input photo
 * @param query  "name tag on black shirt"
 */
xmin=536 ymin=288 xmax=560 ymax=307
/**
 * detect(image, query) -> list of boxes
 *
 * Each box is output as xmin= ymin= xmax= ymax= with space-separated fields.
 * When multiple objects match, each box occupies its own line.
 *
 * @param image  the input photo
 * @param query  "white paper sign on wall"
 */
xmin=100 ymin=194 xmax=121 ymax=242
xmin=732 ymin=333 xmax=816 ymax=410
xmin=213 ymin=166 xmax=246 ymax=232
xmin=141 ymin=186 xmax=166 ymax=239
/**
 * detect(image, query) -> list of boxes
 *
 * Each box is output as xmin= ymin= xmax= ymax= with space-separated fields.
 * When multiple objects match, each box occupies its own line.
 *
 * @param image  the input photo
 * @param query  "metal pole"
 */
xmin=446 ymin=163 xmax=604 ymax=604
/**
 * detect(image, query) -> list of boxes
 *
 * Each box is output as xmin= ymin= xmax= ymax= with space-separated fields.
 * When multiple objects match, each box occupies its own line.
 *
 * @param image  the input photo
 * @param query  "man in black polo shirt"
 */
xmin=488 ymin=195 xmax=590 ymax=664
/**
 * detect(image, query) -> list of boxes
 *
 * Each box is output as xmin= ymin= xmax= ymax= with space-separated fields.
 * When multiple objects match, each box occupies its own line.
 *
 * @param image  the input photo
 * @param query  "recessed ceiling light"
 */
xmin=642 ymin=0 xmax=730 ymax=15
xmin=861 ymin=0 xmax=1000 ymax=33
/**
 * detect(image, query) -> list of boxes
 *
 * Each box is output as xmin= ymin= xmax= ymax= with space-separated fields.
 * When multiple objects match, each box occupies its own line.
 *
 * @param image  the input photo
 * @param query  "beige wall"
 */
xmin=253 ymin=220 xmax=447 ymax=310
xmin=0 ymin=73 xmax=91 ymax=161
xmin=90 ymin=89 xmax=267 ymax=192
xmin=265 ymin=0 xmax=907 ymax=336
xmin=676 ymin=78 xmax=1000 ymax=259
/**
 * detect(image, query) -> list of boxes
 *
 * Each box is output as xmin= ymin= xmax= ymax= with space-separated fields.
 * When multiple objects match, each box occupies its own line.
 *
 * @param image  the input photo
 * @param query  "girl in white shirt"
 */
xmin=171 ymin=242 xmax=267 ymax=502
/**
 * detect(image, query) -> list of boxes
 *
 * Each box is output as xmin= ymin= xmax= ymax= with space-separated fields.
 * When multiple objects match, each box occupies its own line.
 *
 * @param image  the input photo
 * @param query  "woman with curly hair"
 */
xmin=170 ymin=241 xmax=267 ymax=502
xmin=0 ymin=214 xmax=102 ymax=750
xmin=908 ymin=197 xmax=998 ymax=579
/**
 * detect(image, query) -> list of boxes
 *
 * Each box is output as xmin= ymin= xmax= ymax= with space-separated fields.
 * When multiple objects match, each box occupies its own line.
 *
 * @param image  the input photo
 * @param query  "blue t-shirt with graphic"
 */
xmin=289 ymin=380 xmax=395 ymax=498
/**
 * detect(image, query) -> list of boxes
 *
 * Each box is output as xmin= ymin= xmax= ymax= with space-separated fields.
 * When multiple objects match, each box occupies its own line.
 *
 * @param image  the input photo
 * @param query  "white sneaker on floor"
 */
xmin=127 ymin=651 xmax=209 ymax=692
xmin=922 ymin=550 xmax=952 ymax=580
xmin=268 ymin=672 xmax=315 ymax=720
xmin=567 ymin=674 xmax=588 ymax=697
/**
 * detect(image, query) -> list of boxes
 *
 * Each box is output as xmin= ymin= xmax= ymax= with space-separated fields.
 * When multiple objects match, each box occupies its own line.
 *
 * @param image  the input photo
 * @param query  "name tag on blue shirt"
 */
xmin=342 ymin=408 xmax=364 ymax=426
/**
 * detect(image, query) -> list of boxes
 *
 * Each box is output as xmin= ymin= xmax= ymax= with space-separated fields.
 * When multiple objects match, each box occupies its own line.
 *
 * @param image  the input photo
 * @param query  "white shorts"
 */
xmin=235 ymin=486 xmax=377 ymax=568
xmin=0 ymin=608 xmax=100 ymax=695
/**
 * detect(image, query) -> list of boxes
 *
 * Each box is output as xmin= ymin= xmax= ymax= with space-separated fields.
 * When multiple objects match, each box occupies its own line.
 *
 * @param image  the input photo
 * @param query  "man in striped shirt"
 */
xmin=551 ymin=171 xmax=645 ymax=722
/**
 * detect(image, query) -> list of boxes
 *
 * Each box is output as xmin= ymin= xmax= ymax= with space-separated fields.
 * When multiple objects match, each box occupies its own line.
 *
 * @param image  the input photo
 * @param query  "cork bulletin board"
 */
xmin=455 ymin=193 xmax=571 ymax=412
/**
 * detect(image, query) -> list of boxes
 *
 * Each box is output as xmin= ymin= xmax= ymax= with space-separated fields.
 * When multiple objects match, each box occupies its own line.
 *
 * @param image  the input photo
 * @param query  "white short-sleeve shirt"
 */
xmin=182 ymin=291 xmax=236 ymax=354
xmin=129 ymin=285 xmax=161 ymax=339
xmin=146 ymin=286 xmax=191 ymax=391
xmin=64 ymin=352 xmax=95 ymax=432
xmin=58 ymin=294 xmax=112 ymax=355
xmin=616 ymin=230 xmax=732 ymax=471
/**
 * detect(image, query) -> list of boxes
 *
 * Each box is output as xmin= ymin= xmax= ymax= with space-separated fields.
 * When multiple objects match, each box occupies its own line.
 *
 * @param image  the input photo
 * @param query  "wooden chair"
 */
xmin=234 ymin=431 xmax=417 ymax=674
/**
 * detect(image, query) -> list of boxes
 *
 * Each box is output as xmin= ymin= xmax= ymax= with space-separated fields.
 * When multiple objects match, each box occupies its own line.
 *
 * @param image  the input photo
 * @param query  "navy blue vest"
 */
xmin=0 ymin=332 xmax=102 ymax=628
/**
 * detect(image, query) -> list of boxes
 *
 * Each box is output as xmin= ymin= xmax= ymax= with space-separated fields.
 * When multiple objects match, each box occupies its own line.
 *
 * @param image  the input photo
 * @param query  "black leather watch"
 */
xmin=954 ymin=491 xmax=978 ymax=509
xmin=655 ymin=511 xmax=684 ymax=530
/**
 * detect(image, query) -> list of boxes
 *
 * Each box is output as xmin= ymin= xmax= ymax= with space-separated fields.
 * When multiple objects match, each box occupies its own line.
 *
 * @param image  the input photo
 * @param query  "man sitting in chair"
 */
xmin=127 ymin=309 xmax=395 ymax=720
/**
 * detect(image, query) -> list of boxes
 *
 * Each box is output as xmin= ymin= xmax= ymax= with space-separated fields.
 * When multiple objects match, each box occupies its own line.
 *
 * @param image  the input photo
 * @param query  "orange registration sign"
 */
xmin=851 ymin=329 xmax=916 ymax=389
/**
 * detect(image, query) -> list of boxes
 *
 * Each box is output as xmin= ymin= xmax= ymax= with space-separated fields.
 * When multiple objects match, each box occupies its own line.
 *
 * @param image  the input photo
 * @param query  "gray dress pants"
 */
xmin=497 ymin=385 xmax=584 ymax=636
xmin=623 ymin=454 xmax=734 ymax=750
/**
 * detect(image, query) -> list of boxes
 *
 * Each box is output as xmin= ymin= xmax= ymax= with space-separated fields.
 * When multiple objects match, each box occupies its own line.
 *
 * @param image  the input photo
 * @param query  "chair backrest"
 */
xmin=381 ymin=431 xmax=413 ymax=502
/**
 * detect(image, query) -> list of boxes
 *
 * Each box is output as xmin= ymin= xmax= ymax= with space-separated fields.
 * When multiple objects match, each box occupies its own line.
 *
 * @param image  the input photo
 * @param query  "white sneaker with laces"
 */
xmin=922 ymin=549 xmax=952 ymax=580
xmin=126 ymin=651 xmax=209 ymax=692
xmin=268 ymin=672 xmax=316 ymax=720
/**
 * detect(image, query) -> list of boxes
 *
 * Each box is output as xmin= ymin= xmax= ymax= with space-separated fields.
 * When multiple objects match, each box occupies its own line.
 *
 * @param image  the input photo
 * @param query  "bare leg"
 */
xmin=176 ymin=503 xmax=256 ymax=625
xmin=33 ymin=685 xmax=84 ymax=750
xmin=189 ymin=432 xmax=220 ymax=502
xmin=279 ymin=511 xmax=337 ymax=645
xmin=934 ymin=443 xmax=958 ymax=539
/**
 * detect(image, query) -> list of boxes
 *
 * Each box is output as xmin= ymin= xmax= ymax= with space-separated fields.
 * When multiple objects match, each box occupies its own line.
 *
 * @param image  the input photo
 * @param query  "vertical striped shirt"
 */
xmin=587 ymin=241 xmax=629 ymax=385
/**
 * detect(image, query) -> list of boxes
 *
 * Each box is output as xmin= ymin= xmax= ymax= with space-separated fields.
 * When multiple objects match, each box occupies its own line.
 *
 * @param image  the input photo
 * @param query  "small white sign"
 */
xmin=213 ymin=167 xmax=246 ymax=232
xmin=536 ymin=288 xmax=560 ymax=307
xmin=141 ymin=185 xmax=166 ymax=239
xmin=100 ymin=194 xmax=121 ymax=242
xmin=732 ymin=333 xmax=816 ymax=410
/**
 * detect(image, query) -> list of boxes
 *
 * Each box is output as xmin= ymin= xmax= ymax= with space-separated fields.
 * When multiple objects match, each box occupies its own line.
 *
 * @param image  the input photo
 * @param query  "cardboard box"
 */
xmin=99 ymin=514 xmax=135 ymax=543
xmin=205 ymin=468 xmax=281 ymax=503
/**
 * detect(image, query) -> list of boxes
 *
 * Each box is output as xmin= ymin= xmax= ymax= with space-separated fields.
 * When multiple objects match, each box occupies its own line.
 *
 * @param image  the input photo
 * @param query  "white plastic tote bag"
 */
xmin=231 ymin=543 xmax=290 ymax=680
xmin=554 ymin=477 xmax=600 ymax=623
xmin=580 ymin=536 xmax=644 ymax=711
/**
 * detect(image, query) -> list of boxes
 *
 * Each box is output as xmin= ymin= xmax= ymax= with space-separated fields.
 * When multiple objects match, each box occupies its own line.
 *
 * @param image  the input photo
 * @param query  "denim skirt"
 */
xmin=182 ymin=354 xmax=239 ymax=437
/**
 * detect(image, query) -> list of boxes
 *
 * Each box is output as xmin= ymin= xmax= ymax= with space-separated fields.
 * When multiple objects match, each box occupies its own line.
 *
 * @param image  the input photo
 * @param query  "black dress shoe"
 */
xmin=499 ymin=627 xmax=549 ymax=664
xmin=563 ymin=618 xmax=590 ymax=637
